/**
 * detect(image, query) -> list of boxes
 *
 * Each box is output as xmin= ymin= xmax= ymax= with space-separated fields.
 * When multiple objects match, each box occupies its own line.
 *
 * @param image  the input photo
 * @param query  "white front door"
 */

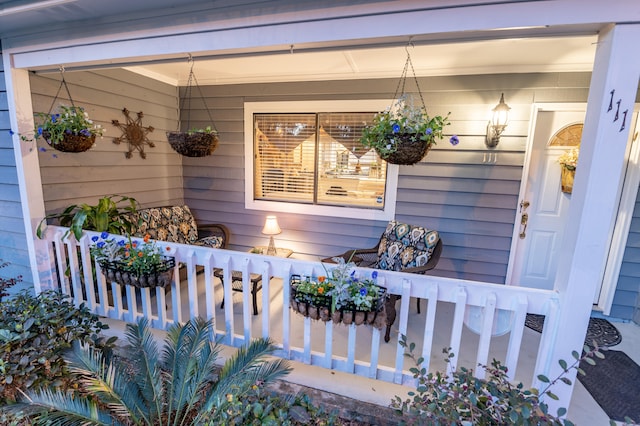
xmin=509 ymin=108 xmax=585 ymax=291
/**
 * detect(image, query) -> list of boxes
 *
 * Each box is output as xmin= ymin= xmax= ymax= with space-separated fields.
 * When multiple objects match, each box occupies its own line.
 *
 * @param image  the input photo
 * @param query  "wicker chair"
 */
xmin=326 ymin=220 xmax=443 ymax=342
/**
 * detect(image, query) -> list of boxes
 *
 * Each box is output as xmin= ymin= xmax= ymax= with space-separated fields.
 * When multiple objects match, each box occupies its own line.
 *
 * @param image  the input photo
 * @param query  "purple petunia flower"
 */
xmin=39 ymin=147 xmax=47 ymax=152
xmin=371 ymin=271 xmax=378 ymax=279
xmin=449 ymin=135 xmax=460 ymax=146
xmin=392 ymin=123 xmax=401 ymax=134
xmin=425 ymin=128 xmax=433 ymax=135
xmin=97 ymin=242 xmax=105 ymax=248
xmin=118 ymin=240 xmax=126 ymax=246
xmin=100 ymin=231 xmax=109 ymax=239
xmin=359 ymin=287 xmax=367 ymax=296
xmin=37 ymin=127 xmax=43 ymax=135
xmin=91 ymin=236 xmax=99 ymax=242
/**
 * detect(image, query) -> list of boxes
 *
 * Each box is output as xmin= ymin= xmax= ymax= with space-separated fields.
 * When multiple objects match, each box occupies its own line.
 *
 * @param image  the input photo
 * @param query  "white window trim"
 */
xmin=244 ymin=100 xmax=398 ymax=221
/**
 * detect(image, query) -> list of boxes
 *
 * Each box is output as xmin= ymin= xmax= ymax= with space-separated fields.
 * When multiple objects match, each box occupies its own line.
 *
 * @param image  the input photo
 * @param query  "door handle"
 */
xmin=519 ymin=213 xmax=528 ymax=239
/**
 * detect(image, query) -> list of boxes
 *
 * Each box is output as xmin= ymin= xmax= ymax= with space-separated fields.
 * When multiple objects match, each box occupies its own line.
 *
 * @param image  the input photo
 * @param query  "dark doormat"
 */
xmin=577 ymin=350 xmax=640 ymax=423
xmin=525 ymin=314 xmax=622 ymax=348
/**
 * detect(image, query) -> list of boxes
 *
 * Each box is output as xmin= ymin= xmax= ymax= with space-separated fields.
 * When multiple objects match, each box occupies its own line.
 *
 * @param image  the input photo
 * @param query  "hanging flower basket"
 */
xmin=561 ymin=167 xmax=575 ymax=194
xmin=289 ymin=275 xmax=388 ymax=329
xmin=167 ymin=131 xmax=219 ymax=157
xmin=376 ymin=133 xmax=432 ymax=165
xmin=43 ymin=131 xmax=96 ymax=153
xmin=99 ymin=257 xmax=175 ymax=289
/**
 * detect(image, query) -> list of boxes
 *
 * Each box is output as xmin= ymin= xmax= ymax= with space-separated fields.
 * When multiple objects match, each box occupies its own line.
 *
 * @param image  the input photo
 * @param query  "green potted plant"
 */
xmin=167 ymin=125 xmax=219 ymax=157
xmin=90 ymin=232 xmax=175 ymax=288
xmin=36 ymin=194 xmax=140 ymax=241
xmin=360 ymin=94 xmax=451 ymax=165
xmin=28 ymin=105 xmax=104 ymax=153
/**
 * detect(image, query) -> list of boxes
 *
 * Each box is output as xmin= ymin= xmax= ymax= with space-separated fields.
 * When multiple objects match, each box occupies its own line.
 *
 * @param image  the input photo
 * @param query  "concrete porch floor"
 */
xmin=101 ymin=275 xmax=640 ymax=425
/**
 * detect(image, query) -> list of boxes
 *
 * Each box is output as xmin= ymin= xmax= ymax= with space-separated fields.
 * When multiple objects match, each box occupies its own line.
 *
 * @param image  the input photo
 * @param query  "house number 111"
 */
xmin=607 ymin=89 xmax=628 ymax=132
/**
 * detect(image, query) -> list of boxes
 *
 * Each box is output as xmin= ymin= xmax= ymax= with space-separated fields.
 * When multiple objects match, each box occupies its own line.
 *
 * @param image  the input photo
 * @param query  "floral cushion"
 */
xmin=194 ymin=235 xmax=224 ymax=249
xmin=375 ymin=220 xmax=439 ymax=271
xmin=133 ymin=205 xmax=199 ymax=245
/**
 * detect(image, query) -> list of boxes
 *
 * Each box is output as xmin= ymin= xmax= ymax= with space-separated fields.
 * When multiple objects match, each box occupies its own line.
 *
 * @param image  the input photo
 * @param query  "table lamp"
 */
xmin=262 ymin=215 xmax=282 ymax=255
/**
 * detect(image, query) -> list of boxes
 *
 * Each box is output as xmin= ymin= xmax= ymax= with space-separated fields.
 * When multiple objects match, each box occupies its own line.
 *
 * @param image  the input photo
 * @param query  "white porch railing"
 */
xmin=39 ymin=226 xmax=566 ymax=403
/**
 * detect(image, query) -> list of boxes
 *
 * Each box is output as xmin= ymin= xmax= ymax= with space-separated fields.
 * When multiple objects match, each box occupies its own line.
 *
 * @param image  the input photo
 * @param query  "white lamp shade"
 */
xmin=262 ymin=215 xmax=282 ymax=235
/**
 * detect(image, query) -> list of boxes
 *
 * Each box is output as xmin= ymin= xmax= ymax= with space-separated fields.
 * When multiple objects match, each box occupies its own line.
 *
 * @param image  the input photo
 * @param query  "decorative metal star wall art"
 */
xmin=112 ymin=108 xmax=155 ymax=159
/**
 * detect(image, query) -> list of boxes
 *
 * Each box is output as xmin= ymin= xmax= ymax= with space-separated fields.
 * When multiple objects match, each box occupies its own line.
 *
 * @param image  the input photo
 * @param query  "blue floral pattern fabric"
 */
xmin=194 ymin=235 xmax=224 ymax=248
xmin=375 ymin=220 xmax=439 ymax=271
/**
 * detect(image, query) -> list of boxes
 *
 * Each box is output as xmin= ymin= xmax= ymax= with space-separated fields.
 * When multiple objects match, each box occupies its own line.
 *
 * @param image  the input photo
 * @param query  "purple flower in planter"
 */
xmin=425 ymin=128 xmax=433 ymax=135
xmin=97 ymin=241 xmax=105 ymax=248
xmin=450 ymin=135 xmax=460 ymax=146
xmin=91 ymin=236 xmax=99 ymax=242
xmin=100 ymin=231 xmax=109 ymax=239
xmin=392 ymin=123 xmax=401 ymax=134
xmin=371 ymin=271 xmax=378 ymax=280
xmin=360 ymin=287 xmax=367 ymax=296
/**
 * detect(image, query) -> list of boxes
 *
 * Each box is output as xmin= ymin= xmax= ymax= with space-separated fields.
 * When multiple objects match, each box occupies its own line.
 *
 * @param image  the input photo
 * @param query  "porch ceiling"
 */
xmin=125 ymin=34 xmax=598 ymax=86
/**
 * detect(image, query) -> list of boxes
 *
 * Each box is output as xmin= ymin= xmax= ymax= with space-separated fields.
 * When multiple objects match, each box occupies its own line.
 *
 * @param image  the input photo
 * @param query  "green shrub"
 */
xmin=0 ymin=259 xmax=23 ymax=302
xmin=0 ymin=290 xmax=113 ymax=403
xmin=391 ymin=335 xmax=605 ymax=426
xmin=220 ymin=389 xmax=343 ymax=425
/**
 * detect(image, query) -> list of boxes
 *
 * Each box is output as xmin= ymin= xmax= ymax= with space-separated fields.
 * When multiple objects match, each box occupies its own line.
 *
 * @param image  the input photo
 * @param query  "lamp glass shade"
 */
xmin=491 ymin=93 xmax=511 ymax=128
xmin=262 ymin=215 xmax=282 ymax=235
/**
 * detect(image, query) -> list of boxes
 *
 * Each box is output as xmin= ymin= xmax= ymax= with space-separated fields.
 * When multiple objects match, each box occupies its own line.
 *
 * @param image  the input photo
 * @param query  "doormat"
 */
xmin=525 ymin=314 xmax=622 ymax=348
xmin=578 ymin=350 xmax=640 ymax=423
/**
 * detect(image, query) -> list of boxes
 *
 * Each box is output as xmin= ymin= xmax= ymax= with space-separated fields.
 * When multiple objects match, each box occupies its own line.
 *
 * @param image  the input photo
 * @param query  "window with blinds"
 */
xmin=253 ymin=112 xmax=387 ymax=209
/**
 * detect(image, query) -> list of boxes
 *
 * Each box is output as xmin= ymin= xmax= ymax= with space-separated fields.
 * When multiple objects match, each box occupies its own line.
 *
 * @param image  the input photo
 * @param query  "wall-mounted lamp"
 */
xmin=262 ymin=215 xmax=282 ymax=256
xmin=485 ymin=93 xmax=511 ymax=148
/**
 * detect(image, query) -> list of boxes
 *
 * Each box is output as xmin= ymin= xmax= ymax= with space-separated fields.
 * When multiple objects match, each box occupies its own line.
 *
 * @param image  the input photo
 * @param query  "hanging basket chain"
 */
xmin=178 ymin=56 xmax=217 ymax=133
xmin=47 ymin=68 xmax=77 ymax=115
xmin=391 ymin=47 xmax=428 ymax=114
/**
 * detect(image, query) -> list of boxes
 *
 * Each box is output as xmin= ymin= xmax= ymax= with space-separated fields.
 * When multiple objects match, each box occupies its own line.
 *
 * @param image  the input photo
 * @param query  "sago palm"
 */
xmin=13 ymin=317 xmax=291 ymax=425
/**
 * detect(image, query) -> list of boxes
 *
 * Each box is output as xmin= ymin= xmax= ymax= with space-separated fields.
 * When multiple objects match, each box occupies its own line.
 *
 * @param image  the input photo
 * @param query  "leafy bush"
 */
xmin=220 ymin=390 xmax=343 ymax=425
xmin=0 ymin=290 xmax=113 ymax=403
xmin=0 ymin=259 xmax=22 ymax=302
xmin=391 ymin=335 xmax=606 ymax=426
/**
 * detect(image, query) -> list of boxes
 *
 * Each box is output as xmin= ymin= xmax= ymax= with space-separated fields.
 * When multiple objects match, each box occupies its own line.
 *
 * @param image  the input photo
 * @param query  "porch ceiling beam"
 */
xmin=4 ymin=0 xmax=638 ymax=71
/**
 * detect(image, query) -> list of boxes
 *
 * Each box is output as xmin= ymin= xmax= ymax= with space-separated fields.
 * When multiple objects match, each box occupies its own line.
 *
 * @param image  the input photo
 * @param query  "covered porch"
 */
xmin=2 ymin=1 xmax=640 ymax=421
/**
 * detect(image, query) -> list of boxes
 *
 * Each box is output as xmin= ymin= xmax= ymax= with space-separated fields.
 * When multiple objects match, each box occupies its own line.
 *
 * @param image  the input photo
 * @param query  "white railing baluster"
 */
xmin=52 ymin=231 xmax=70 ymax=295
xmin=78 ymin=236 xmax=97 ymax=311
xmin=241 ymin=257 xmax=252 ymax=342
xmin=346 ymin=323 xmax=357 ymax=373
xmin=156 ymin=286 xmax=169 ymax=329
xmin=221 ymin=255 xmax=234 ymax=345
xmin=369 ymin=327 xmax=381 ymax=379
xmin=303 ymin=316 xmax=312 ymax=364
xmin=261 ymin=260 xmax=271 ymax=338
xmin=393 ymin=279 xmax=412 ymax=384
xmin=281 ymin=264 xmax=293 ymax=357
xmin=203 ymin=253 xmax=216 ymax=327
xmin=324 ymin=322 xmax=333 ymax=369
xmin=449 ymin=286 xmax=468 ymax=373
xmin=476 ymin=292 xmax=497 ymax=379
xmin=421 ymin=284 xmax=439 ymax=372
xmin=186 ymin=249 xmax=199 ymax=320
xmin=505 ymin=295 xmax=529 ymax=380
xmin=111 ymin=282 xmax=123 ymax=320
